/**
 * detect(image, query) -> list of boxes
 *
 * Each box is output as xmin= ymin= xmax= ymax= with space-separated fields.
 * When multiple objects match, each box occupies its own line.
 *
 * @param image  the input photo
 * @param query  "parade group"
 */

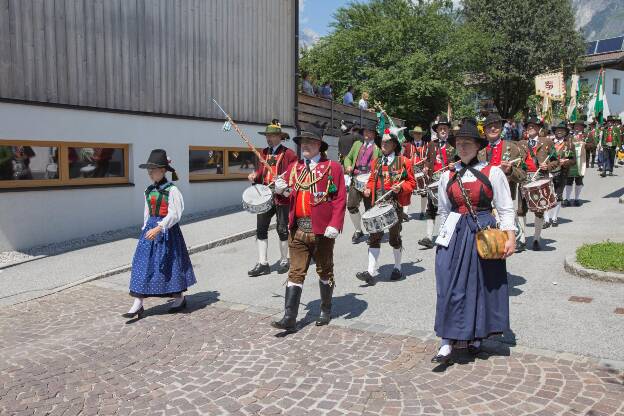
xmin=122 ymin=111 xmax=622 ymax=364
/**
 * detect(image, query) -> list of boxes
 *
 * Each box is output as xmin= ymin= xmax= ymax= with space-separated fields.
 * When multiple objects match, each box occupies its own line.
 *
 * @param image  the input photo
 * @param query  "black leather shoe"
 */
xmin=316 ymin=281 xmax=333 ymax=326
xmin=352 ymin=230 xmax=364 ymax=244
xmin=356 ymin=271 xmax=377 ymax=286
xmin=271 ymin=285 xmax=302 ymax=331
xmin=419 ymin=213 xmax=426 ymax=220
xmin=515 ymin=242 xmax=526 ymax=253
xmin=248 ymin=263 xmax=270 ymax=277
xmin=532 ymin=240 xmax=541 ymax=251
xmin=418 ymin=237 xmax=435 ymax=249
xmin=562 ymin=199 xmax=570 ymax=207
xmin=572 ymin=199 xmax=580 ymax=207
xmin=542 ymin=220 xmax=551 ymax=229
xmin=551 ymin=219 xmax=558 ymax=227
xmin=431 ymin=353 xmax=452 ymax=364
xmin=277 ymin=260 xmax=290 ymax=274
xmin=121 ymin=306 xmax=144 ymax=319
xmin=600 ymin=172 xmax=606 ymax=177
xmin=400 ymin=212 xmax=409 ymax=223
xmin=609 ymin=171 xmax=613 ymax=176
xmin=467 ymin=345 xmax=482 ymax=355
xmin=390 ymin=268 xmax=403 ymax=281
xmin=168 ymin=297 xmax=187 ymax=313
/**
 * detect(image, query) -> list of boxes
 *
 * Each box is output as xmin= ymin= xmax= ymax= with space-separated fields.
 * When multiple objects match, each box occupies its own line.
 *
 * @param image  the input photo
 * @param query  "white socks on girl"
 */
xmin=128 ymin=297 xmax=143 ymax=314
xmin=438 ymin=338 xmax=452 ymax=356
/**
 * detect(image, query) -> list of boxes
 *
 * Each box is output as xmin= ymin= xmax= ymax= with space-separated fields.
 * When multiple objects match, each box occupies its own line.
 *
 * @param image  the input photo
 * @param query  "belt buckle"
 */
xmin=296 ymin=217 xmax=312 ymax=233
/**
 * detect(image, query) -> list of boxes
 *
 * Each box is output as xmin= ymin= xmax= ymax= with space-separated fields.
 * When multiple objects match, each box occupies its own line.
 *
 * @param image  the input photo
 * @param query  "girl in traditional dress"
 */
xmin=122 ymin=149 xmax=196 ymax=319
xmin=432 ymin=119 xmax=515 ymax=363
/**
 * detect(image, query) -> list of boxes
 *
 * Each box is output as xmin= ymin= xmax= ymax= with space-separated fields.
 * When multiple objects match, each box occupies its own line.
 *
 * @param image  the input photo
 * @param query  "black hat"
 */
xmin=484 ymin=113 xmax=504 ymax=127
xmin=432 ymin=116 xmax=451 ymax=132
xmin=526 ymin=116 xmax=543 ymax=127
xmin=448 ymin=119 xmax=488 ymax=150
xmin=293 ymin=122 xmax=329 ymax=152
xmin=551 ymin=120 xmax=569 ymax=135
xmin=139 ymin=149 xmax=178 ymax=180
xmin=258 ymin=119 xmax=289 ymax=140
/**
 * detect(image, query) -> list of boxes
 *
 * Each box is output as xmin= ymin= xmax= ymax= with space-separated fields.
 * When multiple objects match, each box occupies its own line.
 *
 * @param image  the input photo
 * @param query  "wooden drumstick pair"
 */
xmin=374 ymin=180 xmax=405 ymax=206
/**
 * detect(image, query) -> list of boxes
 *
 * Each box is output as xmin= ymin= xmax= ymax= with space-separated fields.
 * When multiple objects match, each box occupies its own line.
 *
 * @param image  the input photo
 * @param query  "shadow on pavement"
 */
xmin=377 ymin=261 xmax=425 ymax=281
xmin=125 ymin=290 xmax=220 ymax=324
xmin=604 ymin=187 xmax=624 ymax=198
xmin=508 ymin=273 xmax=526 ymax=296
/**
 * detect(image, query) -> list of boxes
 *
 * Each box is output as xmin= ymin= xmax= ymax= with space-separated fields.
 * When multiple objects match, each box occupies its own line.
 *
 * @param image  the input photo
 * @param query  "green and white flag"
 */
xmin=567 ymin=74 xmax=579 ymax=122
xmin=593 ymin=68 xmax=605 ymax=124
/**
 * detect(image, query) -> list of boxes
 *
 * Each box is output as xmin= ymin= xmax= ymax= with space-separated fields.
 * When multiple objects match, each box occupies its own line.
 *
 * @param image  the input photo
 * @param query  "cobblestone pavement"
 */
xmin=1 ymin=285 xmax=623 ymax=416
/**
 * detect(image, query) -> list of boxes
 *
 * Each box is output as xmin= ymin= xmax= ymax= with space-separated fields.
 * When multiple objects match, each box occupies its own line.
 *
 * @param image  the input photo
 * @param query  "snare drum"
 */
xmin=427 ymin=181 xmax=440 ymax=207
xmin=521 ymin=178 xmax=557 ymax=213
xmin=354 ymin=173 xmax=370 ymax=193
xmin=242 ymin=184 xmax=274 ymax=214
xmin=361 ymin=204 xmax=399 ymax=234
xmin=413 ymin=171 xmax=428 ymax=196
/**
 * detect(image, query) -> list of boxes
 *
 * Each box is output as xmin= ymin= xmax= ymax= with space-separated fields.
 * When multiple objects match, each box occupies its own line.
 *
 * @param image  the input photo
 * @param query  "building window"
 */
xmin=0 ymin=140 xmax=129 ymax=189
xmin=613 ymin=78 xmax=621 ymax=95
xmin=189 ymin=146 xmax=256 ymax=181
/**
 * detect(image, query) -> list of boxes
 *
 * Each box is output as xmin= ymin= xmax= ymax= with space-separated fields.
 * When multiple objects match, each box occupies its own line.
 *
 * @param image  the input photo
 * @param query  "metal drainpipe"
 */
xmin=294 ymin=0 xmax=301 ymax=158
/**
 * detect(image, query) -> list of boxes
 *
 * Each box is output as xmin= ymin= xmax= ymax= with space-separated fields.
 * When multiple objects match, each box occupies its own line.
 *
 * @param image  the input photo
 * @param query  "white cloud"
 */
xmin=300 ymin=27 xmax=320 ymax=48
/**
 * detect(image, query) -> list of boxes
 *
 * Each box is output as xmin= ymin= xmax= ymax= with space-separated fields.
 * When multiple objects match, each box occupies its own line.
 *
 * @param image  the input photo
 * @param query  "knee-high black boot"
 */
xmin=316 ymin=281 xmax=333 ymax=326
xmin=271 ymin=285 xmax=302 ymax=331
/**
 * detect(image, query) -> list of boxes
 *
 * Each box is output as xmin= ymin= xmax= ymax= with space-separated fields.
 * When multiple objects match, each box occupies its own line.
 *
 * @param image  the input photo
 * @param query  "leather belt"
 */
xmin=296 ymin=217 xmax=313 ymax=232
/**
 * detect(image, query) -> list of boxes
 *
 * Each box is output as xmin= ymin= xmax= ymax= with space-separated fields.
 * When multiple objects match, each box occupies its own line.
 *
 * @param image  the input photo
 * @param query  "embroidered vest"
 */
xmin=446 ymin=166 xmax=493 ymax=214
xmin=145 ymin=182 xmax=174 ymax=218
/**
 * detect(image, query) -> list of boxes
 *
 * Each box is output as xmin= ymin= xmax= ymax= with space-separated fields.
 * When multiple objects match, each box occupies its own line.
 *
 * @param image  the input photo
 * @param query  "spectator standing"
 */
xmin=302 ymin=73 xmax=315 ymax=96
xmin=343 ymin=86 xmax=354 ymax=106
xmin=320 ymin=82 xmax=333 ymax=100
xmin=359 ymin=92 xmax=369 ymax=110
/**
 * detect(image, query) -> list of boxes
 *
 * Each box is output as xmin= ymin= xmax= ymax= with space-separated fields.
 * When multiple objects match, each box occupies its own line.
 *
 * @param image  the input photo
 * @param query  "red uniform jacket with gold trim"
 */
xmin=253 ymin=145 xmax=298 ymax=206
xmin=366 ymin=156 xmax=416 ymax=207
xmin=284 ymin=157 xmax=347 ymax=234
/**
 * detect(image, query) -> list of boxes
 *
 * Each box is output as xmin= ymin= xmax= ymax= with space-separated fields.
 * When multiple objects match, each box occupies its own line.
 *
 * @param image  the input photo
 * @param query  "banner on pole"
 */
xmin=535 ymin=72 xmax=565 ymax=101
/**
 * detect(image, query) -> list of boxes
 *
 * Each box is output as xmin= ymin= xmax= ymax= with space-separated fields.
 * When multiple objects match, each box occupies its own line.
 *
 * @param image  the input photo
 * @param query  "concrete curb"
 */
xmin=209 ymin=297 xmax=624 ymax=371
xmin=10 ymin=225 xmax=272 ymax=306
xmin=564 ymin=255 xmax=624 ymax=283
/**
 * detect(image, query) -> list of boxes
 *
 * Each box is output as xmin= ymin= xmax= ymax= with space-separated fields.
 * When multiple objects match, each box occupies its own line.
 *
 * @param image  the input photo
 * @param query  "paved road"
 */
xmin=1 ymin=284 xmax=623 ymax=416
xmin=99 ymin=167 xmax=624 ymax=361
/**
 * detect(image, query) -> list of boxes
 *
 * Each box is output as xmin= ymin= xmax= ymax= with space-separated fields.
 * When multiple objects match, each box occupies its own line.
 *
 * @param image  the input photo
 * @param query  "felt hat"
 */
xmin=139 ymin=149 xmax=178 ymax=180
xmin=448 ymin=118 xmax=488 ymax=150
xmin=293 ymin=122 xmax=329 ymax=152
xmin=258 ymin=119 xmax=289 ymax=140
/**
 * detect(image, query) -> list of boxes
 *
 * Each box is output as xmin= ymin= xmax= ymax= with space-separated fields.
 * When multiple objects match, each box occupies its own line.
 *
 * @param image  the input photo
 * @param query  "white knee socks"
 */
xmin=279 ymin=240 xmax=289 ymax=262
xmin=257 ymin=239 xmax=269 ymax=265
xmin=171 ymin=293 xmax=185 ymax=308
xmin=349 ymin=212 xmax=362 ymax=233
xmin=393 ymin=248 xmax=402 ymax=270
xmin=402 ymin=205 xmax=409 ymax=215
xmin=368 ymin=248 xmax=380 ymax=275
xmin=519 ymin=216 xmax=526 ymax=244
xmin=426 ymin=219 xmax=435 ymax=239
xmin=552 ymin=203 xmax=561 ymax=221
xmin=420 ymin=197 xmax=427 ymax=214
xmin=574 ymin=185 xmax=583 ymax=200
xmin=438 ymin=338 xmax=452 ymax=356
xmin=287 ymin=281 xmax=303 ymax=288
xmin=128 ymin=297 xmax=143 ymax=313
xmin=564 ymin=185 xmax=573 ymax=200
xmin=534 ymin=216 xmax=544 ymax=242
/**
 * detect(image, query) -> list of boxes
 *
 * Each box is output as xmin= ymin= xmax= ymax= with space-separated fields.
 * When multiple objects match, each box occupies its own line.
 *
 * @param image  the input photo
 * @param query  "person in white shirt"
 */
xmin=123 ymin=149 xmax=197 ymax=319
xmin=358 ymin=92 xmax=369 ymax=110
xmin=432 ymin=119 xmax=515 ymax=364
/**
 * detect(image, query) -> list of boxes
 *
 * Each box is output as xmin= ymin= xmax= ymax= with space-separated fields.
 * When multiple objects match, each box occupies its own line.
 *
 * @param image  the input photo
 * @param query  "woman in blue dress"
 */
xmin=432 ymin=119 xmax=516 ymax=363
xmin=122 ymin=149 xmax=196 ymax=319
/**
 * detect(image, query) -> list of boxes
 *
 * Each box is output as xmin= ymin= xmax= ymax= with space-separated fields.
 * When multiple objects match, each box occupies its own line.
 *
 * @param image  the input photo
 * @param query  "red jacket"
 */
xmin=285 ymin=158 xmax=347 ymax=234
xmin=366 ymin=155 xmax=416 ymax=207
xmin=253 ymin=145 xmax=298 ymax=206
xmin=402 ymin=141 xmax=428 ymax=167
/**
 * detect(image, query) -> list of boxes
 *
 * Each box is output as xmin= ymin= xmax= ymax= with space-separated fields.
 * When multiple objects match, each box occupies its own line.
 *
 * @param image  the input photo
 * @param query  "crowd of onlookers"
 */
xmin=301 ymin=73 xmax=372 ymax=111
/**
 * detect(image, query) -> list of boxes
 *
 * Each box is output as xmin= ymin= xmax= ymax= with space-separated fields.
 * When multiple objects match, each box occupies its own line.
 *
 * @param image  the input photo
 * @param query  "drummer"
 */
xmin=585 ymin=120 xmax=600 ymax=169
xmin=343 ymin=121 xmax=383 ymax=244
xmin=355 ymin=130 xmax=416 ymax=285
xmin=517 ymin=117 xmax=559 ymax=251
xmin=247 ymin=120 xmax=298 ymax=277
xmin=419 ymin=116 xmax=456 ymax=249
xmin=271 ymin=123 xmax=347 ymax=330
xmin=402 ymin=126 xmax=429 ymax=220
xmin=478 ymin=113 xmax=527 ymax=250
xmin=543 ymin=121 xmax=575 ymax=228
xmin=564 ymin=119 xmax=587 ymax=207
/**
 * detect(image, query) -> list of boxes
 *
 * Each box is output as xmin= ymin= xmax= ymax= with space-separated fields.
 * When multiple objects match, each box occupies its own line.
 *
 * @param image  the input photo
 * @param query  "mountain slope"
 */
xmin=573 ymin=0 xmax=624 ymax=41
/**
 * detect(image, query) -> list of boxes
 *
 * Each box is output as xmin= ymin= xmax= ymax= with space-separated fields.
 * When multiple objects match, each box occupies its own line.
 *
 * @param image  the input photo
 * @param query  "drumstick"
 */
xmin=212 ymin=98 xmax=273 ymax=172
xmin=530 ymin=155 xmax=551 ymax=182
xmin=374 ymin=181 xmax=405 ymax=206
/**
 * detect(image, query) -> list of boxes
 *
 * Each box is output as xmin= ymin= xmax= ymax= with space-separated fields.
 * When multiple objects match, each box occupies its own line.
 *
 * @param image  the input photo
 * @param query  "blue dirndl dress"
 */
xmin=434 ymin=165 xmax=510 ymax=343
xmin=129 ymin=182 xmax=196 ymax=297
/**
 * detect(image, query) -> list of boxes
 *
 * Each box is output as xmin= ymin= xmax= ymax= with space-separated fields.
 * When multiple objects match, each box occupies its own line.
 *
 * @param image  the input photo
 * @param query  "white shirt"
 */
xmin=304 ymin=153 xmax=322 ymax=169
xmin=437 ymin=161 xmax=515 ymax=231
xmin=380 ymin=153 xmax=395 ymax=165
xmin=143 ymin=185 xmax=185 ymax=230
xmin=358 ymin=98 xmax=368 ymax=110
xmin=270 ymin=144 xmax=282 ymax=154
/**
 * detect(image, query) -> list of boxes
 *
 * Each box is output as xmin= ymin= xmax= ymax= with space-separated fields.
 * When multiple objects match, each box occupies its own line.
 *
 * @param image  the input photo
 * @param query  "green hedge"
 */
xmin=576 ymin=242 xmax=624 ymax=273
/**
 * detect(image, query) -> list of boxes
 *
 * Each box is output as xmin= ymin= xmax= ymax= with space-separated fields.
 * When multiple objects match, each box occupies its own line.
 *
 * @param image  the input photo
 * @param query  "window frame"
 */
xmin=613 ymin=78 xmax=621 ymax=95
xmin=189 ymin=146 xmax=257 ymax=182
xmin=0 ymin=140 xmax=129 ymax=189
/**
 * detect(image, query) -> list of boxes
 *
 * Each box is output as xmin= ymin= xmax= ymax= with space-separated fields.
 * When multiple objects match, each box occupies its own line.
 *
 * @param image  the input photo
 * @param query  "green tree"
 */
xmin=300 ymin=0 xmax=490 ymax=128
xmin=462 ymin=0 xmax=585 ymax=118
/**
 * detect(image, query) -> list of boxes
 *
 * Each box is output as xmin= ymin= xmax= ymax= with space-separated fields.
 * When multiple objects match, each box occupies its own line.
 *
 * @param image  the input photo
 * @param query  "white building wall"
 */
xmin=0 ymin=103 xmax=296 ymax=251
xmin=580 ymin=68 xmax=624 ymax=118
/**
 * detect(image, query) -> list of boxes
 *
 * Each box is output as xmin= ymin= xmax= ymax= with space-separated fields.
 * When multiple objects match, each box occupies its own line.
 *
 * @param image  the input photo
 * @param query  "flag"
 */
xmin=593 ymin=68 xmax=605 ymax=124
xmin=567 ymin=74 xmax=579 ymax=122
